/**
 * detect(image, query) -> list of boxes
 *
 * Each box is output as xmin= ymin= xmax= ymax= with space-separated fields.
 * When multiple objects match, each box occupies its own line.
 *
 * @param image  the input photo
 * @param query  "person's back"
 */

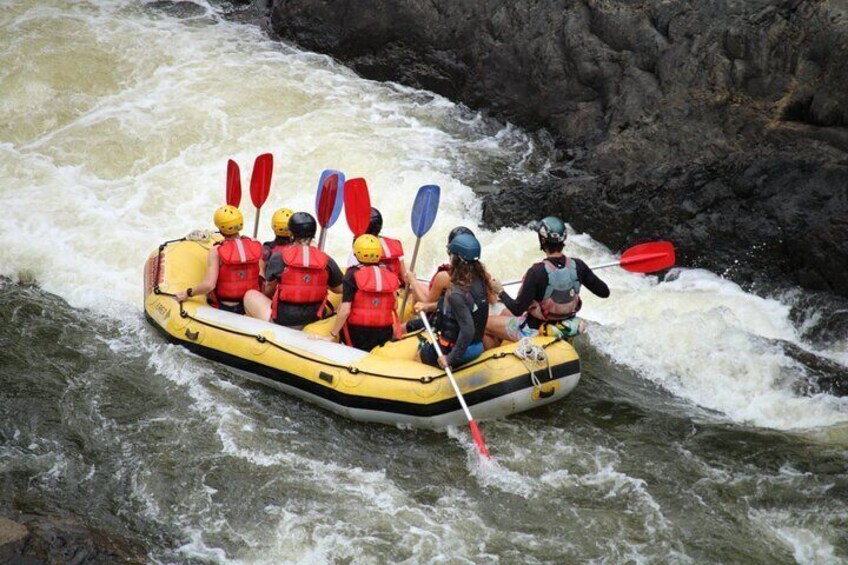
xmin=418 ymin=233 xmax=490 ymax=369
xmin=174 ymin=205 xmax=263 ymax=315
xmin=244 ymin=212 xmax=343 ymax=328
xmin=485 ymin=216 xmax=609 ymax=345
xmin=365 ymin=206 xmax=408 ymax=284
xmin=325 ymin=235 xmax=400 ymax=351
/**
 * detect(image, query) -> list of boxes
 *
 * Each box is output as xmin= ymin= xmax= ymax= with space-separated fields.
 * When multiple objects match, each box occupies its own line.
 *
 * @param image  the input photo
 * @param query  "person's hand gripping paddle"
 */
xmin=314 ymin=170 xmax=345 ymax=250
xmin=398 ymin=184 xmax=440 ymax=317
xmin=249 ymin=153 xmax=273 ymax=239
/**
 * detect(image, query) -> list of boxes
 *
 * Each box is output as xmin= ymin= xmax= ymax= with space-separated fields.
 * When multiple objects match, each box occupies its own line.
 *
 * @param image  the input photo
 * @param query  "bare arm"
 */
xmin=176 ymin=248 xmax=219 ymax=302
xmin=329 ymin=302 xmax=351 ymax=340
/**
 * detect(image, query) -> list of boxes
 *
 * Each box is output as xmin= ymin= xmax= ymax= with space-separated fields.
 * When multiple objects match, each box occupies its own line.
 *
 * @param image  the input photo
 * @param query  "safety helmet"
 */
xmin=271 ymin=208 xmax=294 ymax=237
xmin=536 ymin=216 xmax=567 ymax=244
xmin=353 ymin=234 xmax=383 ymax=264
xmin=447 ymin=226 xmax=474 ymax=244
xmin=366 ymin=207 xmax=383 ymax=236
xmin=214 ymin=205 xmax=243 ymax=235
xmin=289 ymin=212 xmax=317 ymax=240
xmin=447 ymin=233 xmax=481 ymax=262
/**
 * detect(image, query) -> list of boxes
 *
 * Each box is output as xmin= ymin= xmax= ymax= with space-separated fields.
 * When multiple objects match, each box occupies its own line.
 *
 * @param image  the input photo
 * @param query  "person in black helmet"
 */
xmin=244 ymin=212 xmax=343 ymax=328
xmin=417 ymin=233 xmax=491 ymax=368
xmin=484 ymin=216 xmax=609 ymax=347
xmin=348 ymin=207 xmax=409 ymax=285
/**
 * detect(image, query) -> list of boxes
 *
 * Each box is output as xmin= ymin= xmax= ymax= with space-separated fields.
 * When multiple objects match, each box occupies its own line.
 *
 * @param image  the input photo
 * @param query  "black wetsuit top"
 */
xmin=499 ymin=256 xmax=609 ymax=329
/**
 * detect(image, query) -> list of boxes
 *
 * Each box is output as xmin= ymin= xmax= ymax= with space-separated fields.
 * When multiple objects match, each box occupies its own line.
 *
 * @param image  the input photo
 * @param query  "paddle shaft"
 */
xmin=318 ymin=227 xmax=328 ymax=250
xmin=252 ymin=208 xmax=261 ymax=240
xmin=420 ymin=314 xmax=491 ymax=459
xmin=397 ymin=237 xmax=422 ymax=317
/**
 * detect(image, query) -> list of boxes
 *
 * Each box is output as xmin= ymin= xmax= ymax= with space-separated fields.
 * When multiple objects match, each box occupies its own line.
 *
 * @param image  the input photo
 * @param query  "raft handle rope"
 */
xmin=514 ymin=337 xmax=555 ymax=389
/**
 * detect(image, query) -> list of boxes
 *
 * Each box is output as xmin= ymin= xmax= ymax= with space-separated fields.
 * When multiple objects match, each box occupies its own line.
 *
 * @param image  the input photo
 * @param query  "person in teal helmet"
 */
xmin=417 ymin=233 xmax=492 ymax=369
xmin=484 ymin=216 xmax=609 ymax=347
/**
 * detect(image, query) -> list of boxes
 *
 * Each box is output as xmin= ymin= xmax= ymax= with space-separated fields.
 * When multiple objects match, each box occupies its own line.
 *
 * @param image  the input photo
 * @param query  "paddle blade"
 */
xmin=315 ymin=170 xmax=345 ymax=228
xmin=343 ymin=177 xmax=371 ymax=236
xmin=226 ymin=159 xmax=241 ymax=207
xmin=410 ymin=184 xmax=440 ymax=237
xmin=619 ymin=241 xmax=676 ymax=273
xmin=250 ymin=153 xmax=273 ymax=208
xmin=469 ymin=420 xmax=491 ymax=460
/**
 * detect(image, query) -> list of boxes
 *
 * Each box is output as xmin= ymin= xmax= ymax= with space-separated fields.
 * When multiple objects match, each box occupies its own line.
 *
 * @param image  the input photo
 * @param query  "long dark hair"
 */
xmin=450 ymin=255 xmax=493 ymax=297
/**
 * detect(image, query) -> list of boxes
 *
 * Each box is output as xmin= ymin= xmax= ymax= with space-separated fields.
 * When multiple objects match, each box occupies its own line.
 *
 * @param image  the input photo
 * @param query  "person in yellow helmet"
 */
xmin=174 ymin=205 xmax=264 ymax=315
xmin=321 ymin=234 xmax=400 ymax=351
xmin=262 ymin=207 xmax=294 ymax=261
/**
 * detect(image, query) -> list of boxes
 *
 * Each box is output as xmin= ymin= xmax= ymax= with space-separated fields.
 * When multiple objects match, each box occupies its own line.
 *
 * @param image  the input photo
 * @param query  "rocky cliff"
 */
xmin=270 ymin=0 xmax=848 ymax=298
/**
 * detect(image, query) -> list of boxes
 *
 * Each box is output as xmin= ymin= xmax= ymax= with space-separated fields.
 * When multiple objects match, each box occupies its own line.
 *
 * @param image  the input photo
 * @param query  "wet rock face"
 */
xmin=270 ymin=0 xmax=848 ymax=297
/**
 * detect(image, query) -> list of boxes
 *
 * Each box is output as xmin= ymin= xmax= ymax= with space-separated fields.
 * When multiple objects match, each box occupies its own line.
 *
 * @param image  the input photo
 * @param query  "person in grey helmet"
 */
xmin=417 ymin=233 xmax=492 ymax=368
xmin=484 ymin=216 xmax=610 ymax=347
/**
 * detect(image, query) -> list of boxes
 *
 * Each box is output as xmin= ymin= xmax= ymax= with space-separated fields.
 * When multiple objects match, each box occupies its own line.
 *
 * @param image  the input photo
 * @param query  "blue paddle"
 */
xmin=399 ymin=184 xmax=441 ymax=317
xmin=315 ymin=169 xmax=345 ymax=249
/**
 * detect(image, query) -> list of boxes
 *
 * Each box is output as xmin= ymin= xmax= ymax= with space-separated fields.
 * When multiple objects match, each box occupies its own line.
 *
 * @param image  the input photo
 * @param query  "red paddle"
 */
xmin=590 ymin=241 xmax=676 ymax=273
xmin=249 ymin=153 xmax=273 ymax=238
xmin=343 ymin=177 xmax=371 ymax=237
xmin=315 ymin=170 xmax=345 ymax=249
xmin=226 ymin=159 xmax=241 ymax=207
xmin=503 ymin=241 xmax=676 ymax=288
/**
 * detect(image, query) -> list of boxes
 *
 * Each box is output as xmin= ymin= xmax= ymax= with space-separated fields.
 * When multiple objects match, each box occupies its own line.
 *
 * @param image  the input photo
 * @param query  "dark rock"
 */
xmin=0 ymin=514 xmax=146 ymax=564
xmin=269 ymin=0 xmax=848 ymax=298
xmin=0 ymin=517 xmax=29 ymax=563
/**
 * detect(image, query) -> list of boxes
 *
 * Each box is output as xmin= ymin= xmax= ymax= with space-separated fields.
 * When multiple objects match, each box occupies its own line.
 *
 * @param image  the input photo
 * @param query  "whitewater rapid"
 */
xmin=1 ymin=0 xmax=846 ymax=433
xmin=2 ymin=1 xmax=848 ymax=562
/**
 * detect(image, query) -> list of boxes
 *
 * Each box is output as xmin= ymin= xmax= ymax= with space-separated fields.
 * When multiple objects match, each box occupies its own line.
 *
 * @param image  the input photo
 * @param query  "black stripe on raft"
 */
xmin=145 ymin=313 xmax=580 ymax=418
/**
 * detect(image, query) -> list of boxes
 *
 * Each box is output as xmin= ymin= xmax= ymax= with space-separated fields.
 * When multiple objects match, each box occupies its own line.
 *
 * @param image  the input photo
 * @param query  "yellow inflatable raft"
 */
xmin=143 ymin=234 xmax=581 ymax=429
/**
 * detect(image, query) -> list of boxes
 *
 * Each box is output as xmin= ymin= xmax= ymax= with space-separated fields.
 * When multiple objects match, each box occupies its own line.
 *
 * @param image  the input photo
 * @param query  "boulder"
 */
xmin=270 ymin=0 xmax=848 ymax=297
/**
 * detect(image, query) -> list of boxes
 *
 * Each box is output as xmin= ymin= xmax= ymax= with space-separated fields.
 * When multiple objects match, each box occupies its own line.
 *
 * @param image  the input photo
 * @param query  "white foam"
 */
xmin=2 ymin=0 xmax=847 ymax=439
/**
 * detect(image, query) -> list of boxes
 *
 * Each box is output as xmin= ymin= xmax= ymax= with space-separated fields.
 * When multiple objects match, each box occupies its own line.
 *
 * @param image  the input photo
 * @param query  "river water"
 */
xmin=1 ymin=1 xmax=847 ymax=563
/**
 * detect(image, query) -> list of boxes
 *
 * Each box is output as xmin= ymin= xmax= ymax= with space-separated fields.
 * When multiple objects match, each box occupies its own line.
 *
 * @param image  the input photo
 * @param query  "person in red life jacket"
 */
xmin=484 ymin=216 xmax=609 ymax=348
xmin=262 ymin=207 xmax=294 ymax=261
xmin=174 ymin=205 xmax=264 ymax=315
xmin=243 ymin=212 xmax=343 ymax=328
xmin=319 ymin=234 xmax=401 ymax=351
xmin=348 ymin=207 xmax=409 ymax=285
xmin=416 ymin=233 xmax=492 ymax=369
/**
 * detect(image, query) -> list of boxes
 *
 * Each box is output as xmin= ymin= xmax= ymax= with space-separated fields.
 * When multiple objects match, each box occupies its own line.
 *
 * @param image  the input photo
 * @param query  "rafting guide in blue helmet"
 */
xmin=483 ymin=216 xmax=611 ymax=348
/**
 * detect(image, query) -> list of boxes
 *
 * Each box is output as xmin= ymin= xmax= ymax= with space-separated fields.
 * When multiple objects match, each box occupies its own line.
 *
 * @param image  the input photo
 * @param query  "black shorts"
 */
xmin=214 ymin=301 xmax=245 ymax=315
xmin=344 ymin=325 xmax=393 ymax=352
xmin=274 ymin=301 xmax=325 ymax=327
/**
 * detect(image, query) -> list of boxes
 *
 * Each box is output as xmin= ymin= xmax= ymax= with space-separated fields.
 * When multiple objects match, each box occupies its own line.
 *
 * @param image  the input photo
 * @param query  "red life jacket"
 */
xmin=429 ymin=263 xmax=451 ymax=289
xmin=378 ymin=236 xmax=404 ymax=277
xmin=348 ymin=265 xmax=400 ymax=328
xmin=272 ymin=245 xmax=330 ymax=318
xmin=215 ymin=237 xmax=262 ymax=302
xmin=262 ymin=236 xmax=293 ymax=261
